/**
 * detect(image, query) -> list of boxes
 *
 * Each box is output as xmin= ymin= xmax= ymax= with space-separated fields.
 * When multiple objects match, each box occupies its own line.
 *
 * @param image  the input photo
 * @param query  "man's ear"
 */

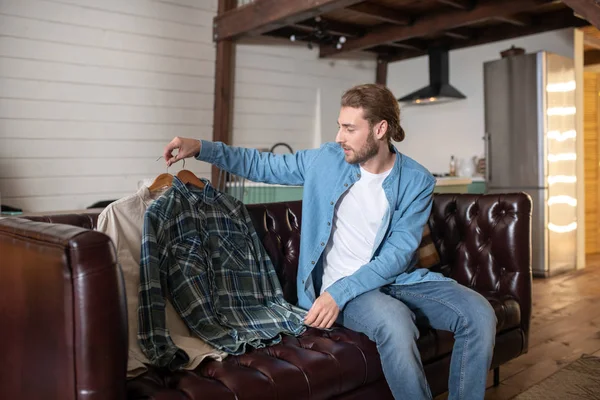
xmin=375 ymin=120 xmax=388 ymax=140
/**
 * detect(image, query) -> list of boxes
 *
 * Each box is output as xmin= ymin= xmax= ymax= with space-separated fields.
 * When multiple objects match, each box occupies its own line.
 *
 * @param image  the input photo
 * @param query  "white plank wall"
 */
xmin=0 ymin=0 xmax=374 ymax=212
xmin=233 ymin=44 xmax=375 ymax=152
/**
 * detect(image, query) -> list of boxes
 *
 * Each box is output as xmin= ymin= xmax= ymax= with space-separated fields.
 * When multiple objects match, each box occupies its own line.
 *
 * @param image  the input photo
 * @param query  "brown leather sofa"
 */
xmin=0 ymin=193 xmax=532 ymax=400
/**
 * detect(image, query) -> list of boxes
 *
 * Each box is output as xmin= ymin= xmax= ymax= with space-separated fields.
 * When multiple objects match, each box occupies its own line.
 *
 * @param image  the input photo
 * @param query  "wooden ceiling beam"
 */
xmin=584 ymin=49 xmax=600 ymax=65
xmin=347 ymin=2 xmax=412 ymax=25
xmin=294 ymin=17 xmax=364 ymax=37
xmin=320 ymin=0 xmax=549 ymax=57
xmin=561 ymin=0 xmax=600 ymax=30
xmin=444 ymin=28 xmax=472 ymax=39
xmin=213 ymin=0 xmax=365 ymax=41
xmin=437 ymin=0 xmax=475 ymax=10
xmin=386 ymin=10 xmax=588 ymax=63
xmin=267 ymin=26 xmax=313 ymax=40
xmin=584 ymin=34 xmax=600 ymax=50
xmin=495 ymin=14 xmax=532 ymax=26
xmin=388 ymin=42 xmax=425 ymax=51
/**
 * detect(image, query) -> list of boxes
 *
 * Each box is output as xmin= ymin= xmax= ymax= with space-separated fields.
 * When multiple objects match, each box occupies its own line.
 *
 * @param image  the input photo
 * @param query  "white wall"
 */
xmin=233 ymin=43 xmax=375 ymax=152
xmin=0 ymin=0 xmax=217 ymax=211
xmin=387 ymin=29 xmax=575 ymax=175
xmin=0 ymin=0 xmax=375 ymax=212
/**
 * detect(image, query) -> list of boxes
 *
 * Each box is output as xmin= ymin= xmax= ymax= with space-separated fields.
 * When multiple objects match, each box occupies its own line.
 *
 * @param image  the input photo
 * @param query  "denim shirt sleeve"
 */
xmin=196 ymin=140 xmax=321 ymax=186
xmin=325 ymin=173 xmax=436 ymax=310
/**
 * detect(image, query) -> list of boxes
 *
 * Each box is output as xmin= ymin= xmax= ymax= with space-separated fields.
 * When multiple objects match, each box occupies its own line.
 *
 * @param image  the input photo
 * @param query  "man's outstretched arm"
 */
xmin=163 ymin=137 xmax=320 ymax=186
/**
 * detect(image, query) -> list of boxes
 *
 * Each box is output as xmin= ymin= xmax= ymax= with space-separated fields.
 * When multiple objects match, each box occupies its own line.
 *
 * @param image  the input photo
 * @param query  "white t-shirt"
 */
xmin=320 ymin=165 xmax=392 ymax=294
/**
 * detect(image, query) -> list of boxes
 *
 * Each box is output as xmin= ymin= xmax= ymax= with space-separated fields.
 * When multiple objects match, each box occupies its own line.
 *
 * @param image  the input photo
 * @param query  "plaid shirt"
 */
xmin=137 ymin=177 xmax=307 ymax=369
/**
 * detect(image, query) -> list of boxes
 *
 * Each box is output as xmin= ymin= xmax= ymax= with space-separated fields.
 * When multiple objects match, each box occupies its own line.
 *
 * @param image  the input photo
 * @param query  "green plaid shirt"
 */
xmin=137 ymin=177 xmax=307 ymax=369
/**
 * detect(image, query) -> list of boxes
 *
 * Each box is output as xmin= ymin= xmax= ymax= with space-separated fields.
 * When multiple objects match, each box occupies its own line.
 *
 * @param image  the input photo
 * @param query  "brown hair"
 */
xmin=340 ymin=83 xmax=405 ymax=143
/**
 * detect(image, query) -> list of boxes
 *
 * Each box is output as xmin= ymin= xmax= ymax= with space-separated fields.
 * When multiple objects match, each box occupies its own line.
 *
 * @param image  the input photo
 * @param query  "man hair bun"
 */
xmin=392 ymin=126 xmax=405 ymax=142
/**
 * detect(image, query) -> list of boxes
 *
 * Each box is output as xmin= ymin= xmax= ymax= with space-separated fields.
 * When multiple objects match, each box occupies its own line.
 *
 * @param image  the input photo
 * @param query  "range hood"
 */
xmin=397 ymin=47 xmax=466 ymax=105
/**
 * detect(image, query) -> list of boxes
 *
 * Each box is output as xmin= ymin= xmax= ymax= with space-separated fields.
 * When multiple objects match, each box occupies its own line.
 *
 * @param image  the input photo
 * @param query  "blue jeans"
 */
xmin=339 ymin=281 xmax=496 ymax=400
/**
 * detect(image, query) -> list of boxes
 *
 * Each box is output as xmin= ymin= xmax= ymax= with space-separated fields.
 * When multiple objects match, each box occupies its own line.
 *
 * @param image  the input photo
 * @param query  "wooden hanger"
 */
xmin=177 ymin=170 xmax=205 ymax=189
xmin=148 ymin=157 xmax=174 ymax=192
xmin=176 ymin=159 xmax=205 ymax=189
xmin=148 ymin=158 xmax=205 ymax=192
xmin=148 ymin=172 xmax=173 ymax=192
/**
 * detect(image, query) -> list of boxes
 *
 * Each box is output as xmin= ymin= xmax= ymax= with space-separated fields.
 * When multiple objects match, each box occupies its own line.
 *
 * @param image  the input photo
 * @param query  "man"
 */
xmin=163 ymin=84 xmax=496 ymax=400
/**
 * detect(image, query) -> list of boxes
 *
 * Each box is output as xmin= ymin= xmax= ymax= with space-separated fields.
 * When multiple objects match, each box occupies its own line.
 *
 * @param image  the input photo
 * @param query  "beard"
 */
xmin=343 ymin=130 xmax=379 ymax=165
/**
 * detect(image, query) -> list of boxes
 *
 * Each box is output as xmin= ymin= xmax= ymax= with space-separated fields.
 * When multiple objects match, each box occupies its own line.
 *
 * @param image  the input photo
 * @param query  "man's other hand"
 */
xmin=164 ymin=137 xmax=201 ymax=167
xmin=304 ymin=292 xmax=340 ymax=329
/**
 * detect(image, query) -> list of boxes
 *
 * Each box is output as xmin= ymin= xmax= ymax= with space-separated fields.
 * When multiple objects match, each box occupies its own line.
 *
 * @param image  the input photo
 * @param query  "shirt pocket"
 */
xmin=218 ymin=232 xmax=251 ymax=272
xmin=171 ymin=235 xmax=208 ymax=277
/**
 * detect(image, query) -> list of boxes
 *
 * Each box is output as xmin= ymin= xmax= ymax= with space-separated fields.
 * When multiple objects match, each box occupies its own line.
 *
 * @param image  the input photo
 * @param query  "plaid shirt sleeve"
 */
xmin=137 ymin=196 xmax=190 ymax=370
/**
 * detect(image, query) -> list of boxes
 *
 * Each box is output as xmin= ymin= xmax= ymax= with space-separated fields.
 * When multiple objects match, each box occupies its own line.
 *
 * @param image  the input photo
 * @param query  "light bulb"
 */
xmin=290 ymin=35 xmax=296 ymax=42
xmin=339 ymin=36 xmax=346 ymax=44
xmin=336 ymin=43 xmax=342 ymax=49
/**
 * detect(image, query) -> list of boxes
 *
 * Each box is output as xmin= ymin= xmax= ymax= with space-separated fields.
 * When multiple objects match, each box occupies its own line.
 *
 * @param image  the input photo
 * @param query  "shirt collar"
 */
xmin=138 ymin=184 xmax=165 ymax=208
xmin=172 ymin=176 xmax=216 ymax=205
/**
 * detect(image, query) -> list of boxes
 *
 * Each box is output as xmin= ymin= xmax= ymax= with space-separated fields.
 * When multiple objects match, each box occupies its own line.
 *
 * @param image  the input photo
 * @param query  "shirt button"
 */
xmin=357 ymin=173 xmax=361 ymax=178
xmin=311 ymin=261 xmax=315 ymax=265
xmin=321 ymin=242 xmax=325 ymax=246
xmin=327 ymin=222 xmax=331 ymax=226
xmin=330 ymin=201 xmax=334 ymax=205
xmin=344 ymin=183 xmax=348 ymax=187
xmin=302 ymin=280 xmax=305 ymax=284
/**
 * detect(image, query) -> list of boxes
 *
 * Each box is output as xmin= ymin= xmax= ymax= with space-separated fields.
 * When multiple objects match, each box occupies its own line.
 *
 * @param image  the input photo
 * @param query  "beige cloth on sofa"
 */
xmin=97 ymin=185 xmax=227 ymax=378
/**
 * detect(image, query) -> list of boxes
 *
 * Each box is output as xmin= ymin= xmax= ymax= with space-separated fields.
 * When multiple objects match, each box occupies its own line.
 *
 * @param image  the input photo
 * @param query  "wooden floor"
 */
xmin=436 ymin=254 xmax=600 ymax=400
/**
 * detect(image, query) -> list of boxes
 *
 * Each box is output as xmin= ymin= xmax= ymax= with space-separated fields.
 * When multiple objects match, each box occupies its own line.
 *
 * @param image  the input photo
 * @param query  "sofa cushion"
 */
xmin=127 ymin=290 xmax=522 ymax=399
xmin=127 ymin=327 xmax=385 ymax=400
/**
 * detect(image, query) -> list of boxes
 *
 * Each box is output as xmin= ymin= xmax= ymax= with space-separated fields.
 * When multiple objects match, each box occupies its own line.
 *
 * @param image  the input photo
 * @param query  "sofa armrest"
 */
xmin=429 ymin=193 xmax=533 ymax=350
xmin=0 ymin=217 xmax=128 ymax=400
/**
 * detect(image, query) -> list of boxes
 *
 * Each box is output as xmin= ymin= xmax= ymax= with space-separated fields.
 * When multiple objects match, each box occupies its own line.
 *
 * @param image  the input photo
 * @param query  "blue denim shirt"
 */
xmin=197 ymin=140 xmax=453 ymax=311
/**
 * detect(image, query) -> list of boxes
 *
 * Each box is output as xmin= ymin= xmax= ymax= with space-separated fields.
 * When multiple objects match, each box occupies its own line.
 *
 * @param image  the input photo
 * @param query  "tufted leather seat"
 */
xmin=0 ymin=193 xmax=532 ymax=400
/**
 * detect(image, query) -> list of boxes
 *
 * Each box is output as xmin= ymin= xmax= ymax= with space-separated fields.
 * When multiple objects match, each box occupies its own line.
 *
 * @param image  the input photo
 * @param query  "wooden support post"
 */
xmin=212 ymin=0 xmax=237 ymax=186
xmin=376 ymin=58 xmax=388 ymax=85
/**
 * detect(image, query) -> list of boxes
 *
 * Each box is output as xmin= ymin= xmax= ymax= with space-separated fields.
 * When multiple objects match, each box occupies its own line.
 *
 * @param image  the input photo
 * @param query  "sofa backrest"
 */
xmin=15 ymin=193 xmax=534 ymax=335
xmin=245 ymin=201 xmax=303 ymax=305
xmin=243 ymin=194 xmax=533 ymax=344
xmin=428 ymin=193 xmax=533 ymax=346
xmin=23 ymin=212 xmax=99 ymax=229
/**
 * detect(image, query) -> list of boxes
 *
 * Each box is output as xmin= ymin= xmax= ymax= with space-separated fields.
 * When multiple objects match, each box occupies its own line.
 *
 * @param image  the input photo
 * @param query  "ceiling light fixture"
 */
xmin=289 ymin=16 xmax=346 ymax=50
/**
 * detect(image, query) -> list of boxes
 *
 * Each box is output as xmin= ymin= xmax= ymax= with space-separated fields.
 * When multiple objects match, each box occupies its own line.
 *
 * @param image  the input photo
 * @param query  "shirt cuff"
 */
xmin=196 ymin=140 xmax=215 ymax=162
xmin=325 ymin=278 xmax=353 ymax=310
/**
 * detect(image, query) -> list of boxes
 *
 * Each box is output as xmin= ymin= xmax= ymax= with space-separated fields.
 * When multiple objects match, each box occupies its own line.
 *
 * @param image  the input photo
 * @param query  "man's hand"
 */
xmin=304 ymin=292 xmax=340 ymax=329
xmin=164 ymin=137 xmax=202 ymax=167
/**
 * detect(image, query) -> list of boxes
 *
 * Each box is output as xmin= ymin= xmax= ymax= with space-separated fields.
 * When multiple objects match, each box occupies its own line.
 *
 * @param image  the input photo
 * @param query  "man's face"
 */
xmin=336 ymin=107 xmax=379 ymax=165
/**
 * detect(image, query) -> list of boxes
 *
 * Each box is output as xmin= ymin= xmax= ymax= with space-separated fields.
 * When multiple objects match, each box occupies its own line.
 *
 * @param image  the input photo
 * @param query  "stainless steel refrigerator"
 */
xmin=483 ymin=51 xmax=578 ymax=277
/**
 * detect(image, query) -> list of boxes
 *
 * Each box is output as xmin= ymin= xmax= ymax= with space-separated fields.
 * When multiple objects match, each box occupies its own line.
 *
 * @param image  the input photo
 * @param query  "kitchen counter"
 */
xmin=435 ymin=177 xmax=473 ymax=186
